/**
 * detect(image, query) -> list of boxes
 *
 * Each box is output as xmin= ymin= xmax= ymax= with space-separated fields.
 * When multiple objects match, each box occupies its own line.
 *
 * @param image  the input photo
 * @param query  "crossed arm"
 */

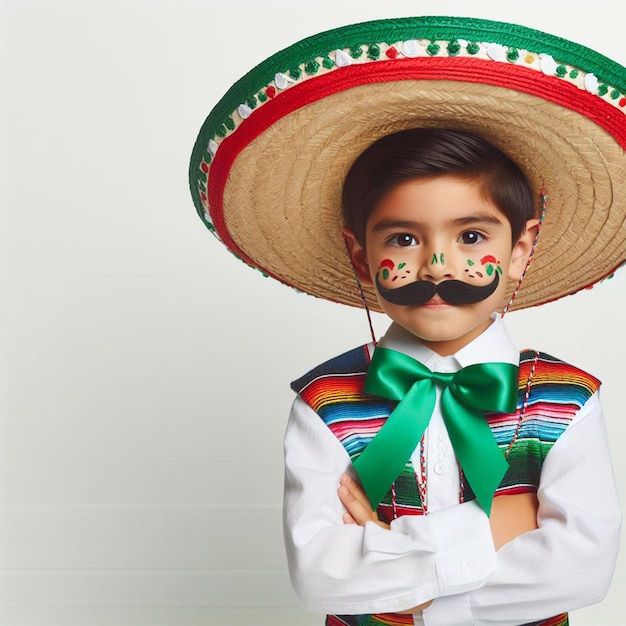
xmin=338 ymin=472 xmax=539 ymax=549
xmin=337 ymin=472 xmax=540 ymax=614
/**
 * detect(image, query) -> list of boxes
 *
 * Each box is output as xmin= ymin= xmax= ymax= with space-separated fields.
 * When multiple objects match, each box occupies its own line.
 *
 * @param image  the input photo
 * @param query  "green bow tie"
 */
xmin=353 ymin=347 xmax=519 ymax=516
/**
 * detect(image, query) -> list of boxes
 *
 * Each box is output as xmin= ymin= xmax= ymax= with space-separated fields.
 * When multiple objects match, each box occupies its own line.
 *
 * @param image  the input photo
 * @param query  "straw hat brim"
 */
xmin=190 ymin=16 xmax=626 ymax=312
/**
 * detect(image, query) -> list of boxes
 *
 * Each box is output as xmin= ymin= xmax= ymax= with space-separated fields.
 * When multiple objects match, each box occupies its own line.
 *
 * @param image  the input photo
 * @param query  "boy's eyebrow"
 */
xmin=370 ymin=213 xmax=504 ymax=233
xmin=370 ymin=219 xmax=423 ymax=233
xmin=452 ymin=213 xmax=504 ymax=227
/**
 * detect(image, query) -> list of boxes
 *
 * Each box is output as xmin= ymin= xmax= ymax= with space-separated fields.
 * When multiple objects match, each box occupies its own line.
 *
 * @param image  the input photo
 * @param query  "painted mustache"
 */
xmin=375 ymin=271 xmax=500 ymax=306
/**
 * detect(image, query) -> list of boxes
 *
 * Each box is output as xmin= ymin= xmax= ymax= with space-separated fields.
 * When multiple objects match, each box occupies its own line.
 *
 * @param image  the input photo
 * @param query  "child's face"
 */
xmin=345 ymin=175 xmax=536 ymax=356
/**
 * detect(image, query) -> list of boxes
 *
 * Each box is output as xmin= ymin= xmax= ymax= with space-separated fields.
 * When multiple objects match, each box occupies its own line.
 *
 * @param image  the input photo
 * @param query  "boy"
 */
xmin=284 ymin=129 xmax=620 ymax=625
xmin=189 ymin=16 xmax=624 ymax=626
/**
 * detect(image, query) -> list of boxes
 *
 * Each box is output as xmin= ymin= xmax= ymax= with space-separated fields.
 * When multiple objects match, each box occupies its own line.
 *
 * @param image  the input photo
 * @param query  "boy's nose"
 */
xmin=417 ymin=250 xmax=456 ymax=281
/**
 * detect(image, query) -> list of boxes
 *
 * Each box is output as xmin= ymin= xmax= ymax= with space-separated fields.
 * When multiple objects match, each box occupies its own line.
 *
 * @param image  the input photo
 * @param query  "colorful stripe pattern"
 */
xmin=292 ymin=346 xmax=599 ymax=626
xmin=325 ymin=610 xmax=569 ymax=625
xmin=327 ymin=613 xmax=415 ymax=626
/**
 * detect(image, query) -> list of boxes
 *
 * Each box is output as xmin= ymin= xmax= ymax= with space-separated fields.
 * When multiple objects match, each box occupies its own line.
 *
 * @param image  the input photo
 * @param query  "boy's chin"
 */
xmin=382 ymin=308 xmax=498 ymax=355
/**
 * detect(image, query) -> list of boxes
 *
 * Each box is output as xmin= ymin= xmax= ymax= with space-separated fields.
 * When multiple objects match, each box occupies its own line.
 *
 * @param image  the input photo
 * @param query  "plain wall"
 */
xmin=1 ymin=0 xmax=624 ymax=624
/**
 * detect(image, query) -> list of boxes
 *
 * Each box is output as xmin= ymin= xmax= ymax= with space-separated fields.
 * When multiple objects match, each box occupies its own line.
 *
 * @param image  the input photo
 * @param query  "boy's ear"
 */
xmin=508 ymin=218 xmax=540 ymax=281
xmin=342 ymin=227 xmax=373 ymax=285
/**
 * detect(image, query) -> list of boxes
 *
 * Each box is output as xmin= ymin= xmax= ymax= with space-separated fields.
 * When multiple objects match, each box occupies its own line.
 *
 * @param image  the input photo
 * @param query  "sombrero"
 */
xmin=189 ymin=16 xmax=625 ymax=312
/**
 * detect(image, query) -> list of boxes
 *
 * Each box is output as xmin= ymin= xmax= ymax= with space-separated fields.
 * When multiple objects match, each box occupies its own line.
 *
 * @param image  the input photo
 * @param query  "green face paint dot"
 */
xmin=440 ymin=253 xmax=444 ymax=264
xmin=431 ymin=254 xmax=438 ymax=265
xmin=467 ymin=259 xmax=475 ymax=266
xmin=398 ymin=262 xmax=406 ymax=269
xmin=382 ymin=268 xmax=390 ymax=280
xmin=486 ymin=265 xmax=494 ymax=276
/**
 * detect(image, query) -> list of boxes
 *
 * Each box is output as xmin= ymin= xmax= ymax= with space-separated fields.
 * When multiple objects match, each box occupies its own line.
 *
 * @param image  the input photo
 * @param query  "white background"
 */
xmin=1 ymin=0 xmax=624 ymax=624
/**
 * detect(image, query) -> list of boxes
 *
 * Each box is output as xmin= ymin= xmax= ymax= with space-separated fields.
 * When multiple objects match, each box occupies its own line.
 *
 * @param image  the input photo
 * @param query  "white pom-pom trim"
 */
xmin=275 ymin=72 xmax=295 ymax=89
xmin=334 ymin=49 xmax=353 ymax=67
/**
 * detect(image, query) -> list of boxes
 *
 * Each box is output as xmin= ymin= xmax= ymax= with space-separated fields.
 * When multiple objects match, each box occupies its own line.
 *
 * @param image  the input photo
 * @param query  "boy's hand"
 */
xmin=337 ymin=473 xmax=390 ymax=530
xmin=489 ymin=492 xmax=539 ymax=550
xmin=337 ymin=473 xmax=433 ymax=614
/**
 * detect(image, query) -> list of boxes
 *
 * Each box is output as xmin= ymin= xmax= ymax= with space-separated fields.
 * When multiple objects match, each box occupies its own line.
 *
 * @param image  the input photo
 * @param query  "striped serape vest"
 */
xmin=291 ymin=345 xmax=601 ymax=626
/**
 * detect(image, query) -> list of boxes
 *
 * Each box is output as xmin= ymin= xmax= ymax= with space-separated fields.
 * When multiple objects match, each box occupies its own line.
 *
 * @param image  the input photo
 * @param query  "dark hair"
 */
xmin=342 ymin=128 xmax=536 ymax=245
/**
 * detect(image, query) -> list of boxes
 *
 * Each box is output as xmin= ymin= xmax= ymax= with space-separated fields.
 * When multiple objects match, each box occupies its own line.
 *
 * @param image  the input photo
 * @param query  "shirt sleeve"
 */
xmin=283 ymin=395 xmax=497 ymax=616
xmin=423 ymin=391 xmax=622 ymax=626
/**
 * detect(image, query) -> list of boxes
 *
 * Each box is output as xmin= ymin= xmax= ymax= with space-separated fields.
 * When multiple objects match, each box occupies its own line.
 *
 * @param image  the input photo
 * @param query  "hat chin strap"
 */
xmin=502 ymin=188 xmax=548 ymax=317
xmin=343 ymin=235 xmax=378 ymax=346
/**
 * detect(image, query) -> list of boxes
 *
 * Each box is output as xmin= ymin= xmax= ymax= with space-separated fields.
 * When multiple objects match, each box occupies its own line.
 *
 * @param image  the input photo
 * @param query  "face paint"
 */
xmin=377 ymin=259 xmax=411 ymax=283
xmin=480 ymin=255 xmax=503 ymax=276
xmin=375 ymin=271 xmax=500 ymax=306
xmin=465 ymin=258 xmax=486 ymax=278
xmin=377 ymin=258 xmax=395 ymax=280
xmin=430 ymin=253 xmax=445 ymax=265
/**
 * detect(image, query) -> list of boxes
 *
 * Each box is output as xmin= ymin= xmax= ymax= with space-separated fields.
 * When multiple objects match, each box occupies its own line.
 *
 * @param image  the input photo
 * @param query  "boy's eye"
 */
xmin=390 ymin=234 xmax=417 ymax=247
xmin=460 ymin=231 xmax=485 ymax=245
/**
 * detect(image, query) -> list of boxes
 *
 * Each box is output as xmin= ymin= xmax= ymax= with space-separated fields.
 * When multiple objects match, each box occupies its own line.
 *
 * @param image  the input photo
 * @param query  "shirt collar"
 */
xmin=377 ymin=314 xmax=519 ymax=372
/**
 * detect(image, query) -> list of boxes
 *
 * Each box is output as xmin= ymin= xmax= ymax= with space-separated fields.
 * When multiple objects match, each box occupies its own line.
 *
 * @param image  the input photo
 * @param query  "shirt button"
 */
xmin=434 ymin=462 xmax=448 ymax=475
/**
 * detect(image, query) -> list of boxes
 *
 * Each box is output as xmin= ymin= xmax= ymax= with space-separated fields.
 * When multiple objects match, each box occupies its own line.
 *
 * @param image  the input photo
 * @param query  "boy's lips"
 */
xmin=375 ymin=272 xmax=500 ymax=307
xmin=422 ymin=295 xmax=448 ymax=307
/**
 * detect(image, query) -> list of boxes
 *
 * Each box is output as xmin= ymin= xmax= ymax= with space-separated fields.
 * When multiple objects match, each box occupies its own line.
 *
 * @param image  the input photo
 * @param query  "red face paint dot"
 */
xmin=266 ymin=86 xmax=277 ymax=98
xmin=200 ymin=192 xmax=207 ymax=202
xmin=200 ymin=161 xmax=209 ymax=173
xmin=380 ymin=258 xmax=395 ymax=270
xmin=619 ymin=97 xmax=626 ymax=108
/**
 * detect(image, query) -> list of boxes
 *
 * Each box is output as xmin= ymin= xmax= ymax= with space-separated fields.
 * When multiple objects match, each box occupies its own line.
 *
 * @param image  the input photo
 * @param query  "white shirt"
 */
xmin=283 ymin=317 xmax=622 ymax=625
